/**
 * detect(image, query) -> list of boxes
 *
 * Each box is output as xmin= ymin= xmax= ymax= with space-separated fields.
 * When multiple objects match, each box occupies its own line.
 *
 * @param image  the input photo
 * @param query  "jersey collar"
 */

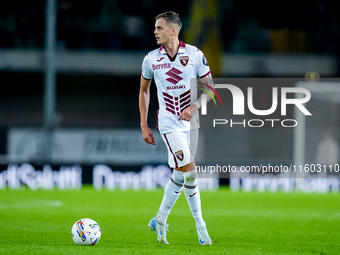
xmin=159 ymin=40 xmax=187 ymax=55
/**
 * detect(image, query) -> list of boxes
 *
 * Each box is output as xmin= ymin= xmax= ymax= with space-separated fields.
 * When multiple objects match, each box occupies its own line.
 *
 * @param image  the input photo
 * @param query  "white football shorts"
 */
xmin=161 ymin=129 xmax=198 ymax=168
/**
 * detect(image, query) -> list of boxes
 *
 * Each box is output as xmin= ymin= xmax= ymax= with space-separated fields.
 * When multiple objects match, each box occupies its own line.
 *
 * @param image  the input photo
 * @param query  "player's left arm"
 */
xmin=178 ymin=72 xmax=215 ymax=121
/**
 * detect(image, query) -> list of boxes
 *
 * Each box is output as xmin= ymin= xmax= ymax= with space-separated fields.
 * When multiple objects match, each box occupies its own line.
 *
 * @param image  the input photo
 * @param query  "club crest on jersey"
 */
xmin=175 ymin=150 xmax=184 ymax=161
xmin=179 ymin=56 xmax=189 ymax=66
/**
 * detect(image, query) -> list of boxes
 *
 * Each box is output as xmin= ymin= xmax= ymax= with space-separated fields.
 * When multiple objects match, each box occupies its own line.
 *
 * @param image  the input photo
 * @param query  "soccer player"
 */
xmin=139 ymin=11 xmax=215 ymax=246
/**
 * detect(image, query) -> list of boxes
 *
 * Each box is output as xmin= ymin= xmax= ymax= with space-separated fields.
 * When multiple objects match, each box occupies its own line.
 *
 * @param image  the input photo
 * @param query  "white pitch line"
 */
xmin=0 ymin=199 xmax=63 ymax=209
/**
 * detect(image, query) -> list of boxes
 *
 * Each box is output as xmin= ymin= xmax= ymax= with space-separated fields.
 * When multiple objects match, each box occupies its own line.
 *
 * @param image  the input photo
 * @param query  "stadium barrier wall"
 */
xmin=1 ymin=163 xmax=339 ymax=193
xmin=0 ymin=163 xmax=219 ymax=191
xmin=230 ymin=172 xmax=340 ymax=194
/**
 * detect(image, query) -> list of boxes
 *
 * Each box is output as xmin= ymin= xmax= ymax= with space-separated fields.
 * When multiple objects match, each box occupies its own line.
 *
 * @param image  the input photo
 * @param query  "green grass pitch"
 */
xmin=0 ymin=186 xmax=339 ymax=254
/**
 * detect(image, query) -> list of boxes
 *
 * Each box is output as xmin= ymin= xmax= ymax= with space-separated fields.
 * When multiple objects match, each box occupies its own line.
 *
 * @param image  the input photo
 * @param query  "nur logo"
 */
xmin=198 ymin=83 xmax=311 ymax=116
xmin=197 ymin=82 xmax=222 ymax=112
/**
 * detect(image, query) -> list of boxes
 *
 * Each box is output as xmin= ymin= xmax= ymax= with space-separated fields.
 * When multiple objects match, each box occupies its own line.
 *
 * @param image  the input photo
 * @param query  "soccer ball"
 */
xmin=71 ymin=218 xmax=101 ymax=245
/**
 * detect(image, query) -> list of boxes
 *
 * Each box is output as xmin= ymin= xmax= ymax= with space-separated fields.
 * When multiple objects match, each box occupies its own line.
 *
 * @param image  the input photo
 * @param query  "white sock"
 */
xmin=183 ymin=170 xmax=206 ymax=227
xmin=157 ymin=170 xmax=184 ymax=225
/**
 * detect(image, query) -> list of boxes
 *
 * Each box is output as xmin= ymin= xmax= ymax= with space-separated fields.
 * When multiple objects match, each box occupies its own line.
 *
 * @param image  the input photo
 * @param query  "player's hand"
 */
xmin=178 ymin=104 xmax=198 ymax=121
xmin=141 ymin=126 xmax=156 ymax=145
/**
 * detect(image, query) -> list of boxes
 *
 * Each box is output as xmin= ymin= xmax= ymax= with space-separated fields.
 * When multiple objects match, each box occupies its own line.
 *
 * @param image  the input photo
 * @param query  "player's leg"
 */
xmin=177 ymin=129 xmax=212 ymax=245
xmin=158 ymin=131 xmax=193 ymax=224
xmin=181 ymin=129 xmax=205 ymax=228
xmin=181 ymin=164 xmax=205 ymax=227
xmin=180 ymin=164 xmax=211 ymax=245
xmin=148 ymin=168 xmax=183 ymax=244
xmin=148 ymin=132 xmax=189 ymax=244
xmin=156 ymin=169 xmax=184 ymax=225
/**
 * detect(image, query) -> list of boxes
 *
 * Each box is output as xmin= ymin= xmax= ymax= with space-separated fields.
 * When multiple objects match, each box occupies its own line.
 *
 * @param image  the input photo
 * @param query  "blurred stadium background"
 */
xmin=1 ymin=0 xmax=340 ymax=192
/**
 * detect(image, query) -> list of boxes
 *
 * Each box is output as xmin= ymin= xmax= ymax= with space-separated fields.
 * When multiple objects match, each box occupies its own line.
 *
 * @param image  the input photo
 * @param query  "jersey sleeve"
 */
xmin=195 ymin=50 xmax=211 ymax=78
xmin=141 ymin=54 xmax=153 ymax=80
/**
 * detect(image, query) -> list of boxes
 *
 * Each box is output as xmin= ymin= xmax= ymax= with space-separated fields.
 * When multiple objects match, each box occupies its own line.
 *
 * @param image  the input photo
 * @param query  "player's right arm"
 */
xmin=139 ymin=75 xmax=156 ymax=145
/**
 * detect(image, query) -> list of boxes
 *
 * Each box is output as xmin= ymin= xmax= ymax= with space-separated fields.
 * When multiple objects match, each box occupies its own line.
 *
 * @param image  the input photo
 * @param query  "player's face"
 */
xmin=154 ymin=18 xmax=172 ymax=45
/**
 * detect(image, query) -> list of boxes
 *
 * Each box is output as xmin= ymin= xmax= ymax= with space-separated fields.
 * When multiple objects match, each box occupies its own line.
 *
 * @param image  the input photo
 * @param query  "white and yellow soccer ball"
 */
xmin=71 ymin=218 xmax=101 ymax=245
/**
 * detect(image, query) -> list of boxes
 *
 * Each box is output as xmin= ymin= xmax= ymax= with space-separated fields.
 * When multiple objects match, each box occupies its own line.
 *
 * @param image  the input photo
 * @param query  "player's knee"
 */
xmin=172 ymin=169 xmax=184 ymax=185
xmin=184 ymin=169 xmax=198 ymax=184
